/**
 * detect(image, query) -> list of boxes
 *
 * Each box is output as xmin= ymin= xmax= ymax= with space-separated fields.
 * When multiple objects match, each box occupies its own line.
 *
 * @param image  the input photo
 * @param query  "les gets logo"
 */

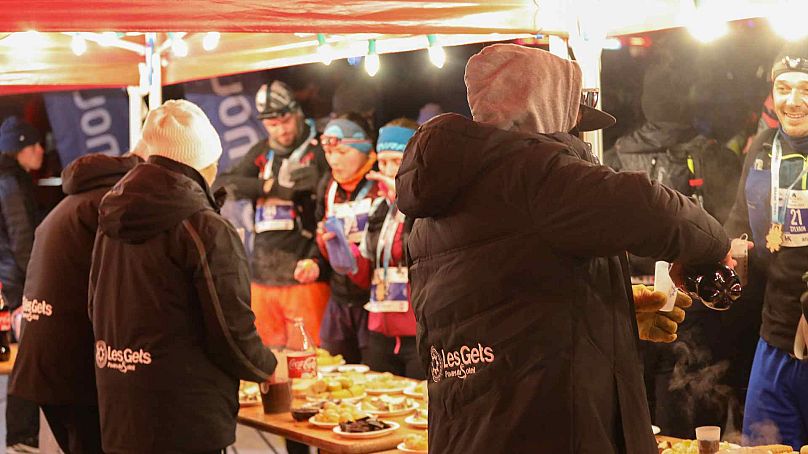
xmin=430 ymin=343 xmax=495 ymax=383
xmin=21 ymin=296 xmax=52 ymax=322
xmin=95 ymin=340 xmax=152 ymax=374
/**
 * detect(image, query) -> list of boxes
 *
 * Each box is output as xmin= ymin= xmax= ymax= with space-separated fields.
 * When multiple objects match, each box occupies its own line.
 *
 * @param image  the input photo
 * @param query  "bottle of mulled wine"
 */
xmin=683 ymin=264 xmax=742 ymax=311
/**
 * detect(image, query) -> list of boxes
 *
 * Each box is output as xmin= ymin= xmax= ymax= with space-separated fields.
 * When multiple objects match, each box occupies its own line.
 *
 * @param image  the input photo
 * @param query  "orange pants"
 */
xmin=251 ymin=281 xmax=330 ymax=347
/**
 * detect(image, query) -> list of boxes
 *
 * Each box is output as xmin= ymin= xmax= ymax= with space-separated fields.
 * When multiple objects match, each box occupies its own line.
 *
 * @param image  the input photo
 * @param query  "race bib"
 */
xmin=366 ymin=267 xmax=408 ymax=313
xmin=255 ymin=198 xmax=296 ymax=232
xmin=777 ymin=188 xmax=808 ymax=247
xmin=332 ymin=198 xmax=372 ymax=243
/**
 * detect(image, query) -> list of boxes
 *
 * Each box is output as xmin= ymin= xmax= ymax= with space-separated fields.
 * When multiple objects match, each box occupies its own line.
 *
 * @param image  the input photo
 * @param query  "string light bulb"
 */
xmin=427 ymin=35 xmax=446 ymax=69
xmin=202 ymin=32 xmax=220 ymax=51
xmin=683 ymin=0 xmax=727 ymax=44
xmin=317 ymin=33 xmax=334 ymax=66
xmin=71 ymin=33 xmax=87 ymax=56
xmin=365 ymin=39 xmax=380 ymax=77
xmin=769 ymin=1 xmax=808 ymax=41
xmin=171 ymin=34 xmax=189 ymax=57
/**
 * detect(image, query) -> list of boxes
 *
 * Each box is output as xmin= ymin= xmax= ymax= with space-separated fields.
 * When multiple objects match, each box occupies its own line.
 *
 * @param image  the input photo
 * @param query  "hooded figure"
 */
xmin=396 ymin=44 xmax=730 ymax=453
xmin=10 ymin=153 xmax=140 ymax=454
xmin=89 ymin=100 xmax=276 ymax=454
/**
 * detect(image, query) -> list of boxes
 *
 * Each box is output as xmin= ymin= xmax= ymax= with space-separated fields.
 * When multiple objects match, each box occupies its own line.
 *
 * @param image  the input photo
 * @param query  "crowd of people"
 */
xmin=0 ymin=35 xmax=805 ymax=454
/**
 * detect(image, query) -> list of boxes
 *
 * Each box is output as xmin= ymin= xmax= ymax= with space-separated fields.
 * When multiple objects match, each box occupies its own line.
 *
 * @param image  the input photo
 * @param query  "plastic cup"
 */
xmin=260 ymin=381 xmax=292 ymax=414
xmin=695 ymin=426 xmax=721 ymax=454
xmin=654 ymin=261 xmax=677 ymax=312
xmin=731 ymin=234 xmax=750 ymax=286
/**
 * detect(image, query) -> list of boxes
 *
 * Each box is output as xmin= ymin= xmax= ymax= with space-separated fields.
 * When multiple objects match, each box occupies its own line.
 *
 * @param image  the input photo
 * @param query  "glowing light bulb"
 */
xmin=769 ymin=2 xmax=808 ymax=42
xmin=365 ymin=39 xmax=380 ymax=77
xmin=682 ymin=0 xmax=727 ymax=44
xmin=172 ymin=38 xmax=188 ymax=57
xmin=427 ymin=35 xmax=446 ymax=69
xmin=203 ymin=32 xmax=220 ymax=51
xmin=71 ymin=34 xmax=87 ymax=56
xmin=365 ymin=53 xmax=380 ymax=77
xmin=317 ymin=33 xmax=334 ymax=66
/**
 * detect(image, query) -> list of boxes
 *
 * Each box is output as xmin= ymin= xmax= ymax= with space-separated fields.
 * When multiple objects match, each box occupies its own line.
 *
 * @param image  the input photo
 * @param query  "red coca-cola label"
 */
xmin=0 ymin=311 xmax=11 ymax=331
xmin=286 ymin=352 xmax=317 ymax=379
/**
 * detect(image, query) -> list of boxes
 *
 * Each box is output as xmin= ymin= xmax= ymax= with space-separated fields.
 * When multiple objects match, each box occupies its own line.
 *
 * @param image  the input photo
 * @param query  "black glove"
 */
xmin=289 ymin=165 xmax=319 ymax=193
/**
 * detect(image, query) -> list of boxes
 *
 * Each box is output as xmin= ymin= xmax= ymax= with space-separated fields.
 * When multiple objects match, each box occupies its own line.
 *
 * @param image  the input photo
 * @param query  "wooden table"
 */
xmin=0 ymin=344 xmax=18 ymax=375
xmin=238 ymin=387 xmax=426 ymax=454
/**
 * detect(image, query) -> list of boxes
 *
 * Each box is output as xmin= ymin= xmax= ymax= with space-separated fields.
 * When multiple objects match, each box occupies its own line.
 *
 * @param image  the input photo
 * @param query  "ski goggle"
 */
xmin=320 ymin=135 xmax=373 ymax=149
xmin=581 ymin=88 xmax=599 ymax=108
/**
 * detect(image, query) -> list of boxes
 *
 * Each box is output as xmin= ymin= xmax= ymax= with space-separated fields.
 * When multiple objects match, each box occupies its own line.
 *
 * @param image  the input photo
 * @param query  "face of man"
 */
xmin=16 ymin=143 xmax=44 ymax=172
xmin=774 ymin=71 xmax=808 ymax=138
xmin=263 ymin=112 xmax=301 ymax=148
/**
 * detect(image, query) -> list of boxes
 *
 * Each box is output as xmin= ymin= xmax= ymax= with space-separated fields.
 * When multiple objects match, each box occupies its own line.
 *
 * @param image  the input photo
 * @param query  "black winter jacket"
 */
xmin=10 ymin=154 xmax=139 ymax=406
xmin=215 ymin=123 xmax=330 ymax=286
xmin=0 ymin=153 xmax=40 ymax=309
xmin=397 ymin=114 xmax=730 ymax=454
xmin=90 ymin=156 xmax=276 ymax=454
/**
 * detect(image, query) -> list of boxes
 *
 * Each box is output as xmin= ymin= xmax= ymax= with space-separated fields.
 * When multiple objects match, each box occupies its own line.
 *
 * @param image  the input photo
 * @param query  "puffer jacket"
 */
xmin=90 ymin=155 xmax=276 ymax=454
xmin=10 ymin=154 xmax=139 ymax=406
xmin=396 ymin=114 xmax=730 ymax=454
xmin=0 ymin=153 xmax=40 ymax=309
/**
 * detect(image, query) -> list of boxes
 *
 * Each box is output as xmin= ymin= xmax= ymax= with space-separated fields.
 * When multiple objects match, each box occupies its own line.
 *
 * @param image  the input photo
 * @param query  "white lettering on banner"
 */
xmin=72 ymin=92 xmax=121 ymax=156
xmin=95 ymin=340 xmax=152 ymax=374
xmin=21 ymin=296 xmax=53 ymax=322
xmin=430 ymin=343 xmax=495 ymax=383
xmin=212 ymin=78 xmax=261 ymax=161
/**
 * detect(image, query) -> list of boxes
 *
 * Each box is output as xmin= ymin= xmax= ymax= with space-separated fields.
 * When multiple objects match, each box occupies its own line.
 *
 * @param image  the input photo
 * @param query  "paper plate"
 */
xmin=652 ymin=425 xmax=661 ymax=435
xmin=362 ymin=402 xmax=419 ymax=417
xmin=306 ymin=392 xmax=366 ymax=404
xmin=337 ymin=364 xmax=370 ymax=373
xmin=397 ymin=442 xmax=428 ymax=453
xmin=308 ymin=415 xmax=339 ymax=428
xmin=332 ymin=421 xmax=399 ymax=439
xmin=403 ymin=383 xmax=427 ymax=399
xmin=318 ymin=360 xmax=347 ymax=373
xmin=404 ymin=414 xmax=428 ymax=429
xmin=366 ymin=384 xmax=410 ymax=395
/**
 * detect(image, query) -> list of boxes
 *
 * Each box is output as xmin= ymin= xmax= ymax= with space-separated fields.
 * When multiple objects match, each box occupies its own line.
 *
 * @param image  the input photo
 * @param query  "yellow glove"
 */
xmin=632 ymin=284 xmax=692 ymax=343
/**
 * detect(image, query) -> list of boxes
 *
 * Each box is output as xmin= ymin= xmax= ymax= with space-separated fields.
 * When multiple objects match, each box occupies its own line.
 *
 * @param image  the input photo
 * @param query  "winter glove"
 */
xmin=633 ymin=284 xmax=692 ymax=343
xmin=289 ymin=165 xmax=319 ymax=193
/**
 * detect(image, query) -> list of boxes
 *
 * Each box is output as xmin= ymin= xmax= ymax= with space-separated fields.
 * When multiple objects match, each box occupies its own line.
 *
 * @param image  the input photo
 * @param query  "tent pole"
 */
xmin=568 ymin=0 xmax=606 ymax=164
xmin=147 ymin=32 xmax=162 ymax=110
xmin=127 ymin=86 xmax=143 ymax=148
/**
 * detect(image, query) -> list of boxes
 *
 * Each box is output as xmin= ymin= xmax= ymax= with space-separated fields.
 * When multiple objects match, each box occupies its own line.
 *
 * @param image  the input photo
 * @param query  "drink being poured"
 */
xmin=683 ymin=264 xmax=742 ymax=311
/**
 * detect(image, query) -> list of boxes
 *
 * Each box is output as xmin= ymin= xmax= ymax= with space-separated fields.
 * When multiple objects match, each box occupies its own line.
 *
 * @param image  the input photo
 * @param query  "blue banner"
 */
xmin=44 ymin=88 xmax=130 ymax=166
xmin=184 ymin=73 xmax=268 ymax=256
xmin=183 ymin=72 xmax=268 ymax=174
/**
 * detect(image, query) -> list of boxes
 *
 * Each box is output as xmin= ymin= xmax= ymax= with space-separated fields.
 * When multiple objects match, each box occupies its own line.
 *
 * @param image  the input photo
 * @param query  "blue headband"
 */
xmin=323 ymin=118 xmax=372 ymax=154
xmin=377 ymin=126 xmax=415 ymax=154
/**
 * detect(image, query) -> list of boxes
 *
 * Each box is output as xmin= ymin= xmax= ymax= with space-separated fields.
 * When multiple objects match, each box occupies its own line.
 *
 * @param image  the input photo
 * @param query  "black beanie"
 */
xmin=0 ymin=117 xmax=40 ymax=154
xmin=772 ymin=39 xmax=808 ymax=81
xmin=641 ymin=62 xmax=692 ymax=124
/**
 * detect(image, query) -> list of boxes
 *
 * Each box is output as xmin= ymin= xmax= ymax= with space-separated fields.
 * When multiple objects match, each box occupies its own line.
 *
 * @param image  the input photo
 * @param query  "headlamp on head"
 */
xmin=772 ymin=55 xmax=808 ymax=80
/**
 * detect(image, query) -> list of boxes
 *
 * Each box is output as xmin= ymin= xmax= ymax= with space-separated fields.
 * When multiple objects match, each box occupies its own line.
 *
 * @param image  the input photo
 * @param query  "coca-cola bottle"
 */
xmin=0 ymin=283 xmax=11 ymax=362
xmin=285 ymin=317 xmax=317 ymax=379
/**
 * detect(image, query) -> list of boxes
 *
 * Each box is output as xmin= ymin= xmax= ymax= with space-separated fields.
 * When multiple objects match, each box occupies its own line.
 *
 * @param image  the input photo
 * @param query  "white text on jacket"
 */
xmin=21 ymin=296 xmax=53 ymax=322
xmin=430 ymin=343 xmax=495 ymax=383
xmin=95 ymin=340 xmax=152 ymax=374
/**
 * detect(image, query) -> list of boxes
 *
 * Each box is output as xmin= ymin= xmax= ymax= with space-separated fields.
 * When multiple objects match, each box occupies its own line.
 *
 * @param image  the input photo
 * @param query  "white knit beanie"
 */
xmin=142 ymin=100 xmax=222 ymax=171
